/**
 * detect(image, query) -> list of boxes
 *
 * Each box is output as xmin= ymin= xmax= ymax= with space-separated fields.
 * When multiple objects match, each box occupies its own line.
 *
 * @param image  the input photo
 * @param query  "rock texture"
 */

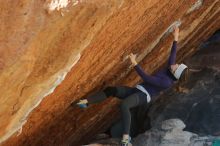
xmin=86 ymin=119 xmax=216 ymax=146
xmin=133 ymin=119 xmax=215 ymax=146
xmin=0 ymin=0 xmax=220 ymax=145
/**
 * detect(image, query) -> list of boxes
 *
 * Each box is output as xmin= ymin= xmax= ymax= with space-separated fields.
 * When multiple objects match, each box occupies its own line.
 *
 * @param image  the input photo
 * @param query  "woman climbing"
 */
xmin=76 ymin=26 xmax=189 ymax=146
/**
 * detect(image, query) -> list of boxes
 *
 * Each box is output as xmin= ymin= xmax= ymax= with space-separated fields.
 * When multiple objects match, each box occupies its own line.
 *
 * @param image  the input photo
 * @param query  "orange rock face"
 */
xmin=0 ymin=0 xmax=219 ymax=145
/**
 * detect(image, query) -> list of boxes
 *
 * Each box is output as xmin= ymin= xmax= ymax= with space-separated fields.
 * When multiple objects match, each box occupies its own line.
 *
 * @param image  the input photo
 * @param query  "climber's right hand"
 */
xmin=129 ymin=53 xmax=138 ymax=66
xmin=173 ymin=26 xmax=179 ymax=41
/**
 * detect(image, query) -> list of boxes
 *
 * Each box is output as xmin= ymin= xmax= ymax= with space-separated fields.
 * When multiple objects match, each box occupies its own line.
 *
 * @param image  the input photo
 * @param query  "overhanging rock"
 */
xmin=0 ymin=0 xmax=219 ymax=145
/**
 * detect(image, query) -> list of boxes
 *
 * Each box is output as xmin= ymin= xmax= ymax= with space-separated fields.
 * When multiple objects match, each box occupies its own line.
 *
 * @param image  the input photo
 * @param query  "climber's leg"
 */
xmin=104 ymin=86 xmax=138 ymax=99
xmin=76 ymin=86 xmax=137 ymax=108
xmin=120 ymin=91 xmax=147 ymax=146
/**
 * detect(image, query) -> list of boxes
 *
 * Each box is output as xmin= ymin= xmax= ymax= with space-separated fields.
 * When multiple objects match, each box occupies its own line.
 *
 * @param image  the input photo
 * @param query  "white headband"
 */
xmin=174 ymin=64 xmax=188 ymax=79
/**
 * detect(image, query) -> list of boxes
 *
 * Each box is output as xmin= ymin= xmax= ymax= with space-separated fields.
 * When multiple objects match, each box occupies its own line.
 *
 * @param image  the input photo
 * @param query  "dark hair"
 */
xmin=176 ymin=68 xmax=190 ymax=93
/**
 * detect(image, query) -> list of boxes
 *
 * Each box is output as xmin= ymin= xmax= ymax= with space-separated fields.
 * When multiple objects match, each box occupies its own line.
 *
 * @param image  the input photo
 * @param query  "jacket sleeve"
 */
xmin=168 ymin=41 xmax=177 ymax=66
xmin=134 ymin=65 xmax=171 ymax=88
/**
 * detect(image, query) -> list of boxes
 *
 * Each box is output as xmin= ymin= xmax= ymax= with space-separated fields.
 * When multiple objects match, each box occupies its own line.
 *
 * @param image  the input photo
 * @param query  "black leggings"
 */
xmin=87 ymin=86 xmax=148 ymax=135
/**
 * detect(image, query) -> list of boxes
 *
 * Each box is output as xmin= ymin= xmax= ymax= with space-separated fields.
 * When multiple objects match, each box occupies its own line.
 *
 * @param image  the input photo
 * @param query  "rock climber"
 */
xmin=76 ymin=26 xmax=189 ymax=146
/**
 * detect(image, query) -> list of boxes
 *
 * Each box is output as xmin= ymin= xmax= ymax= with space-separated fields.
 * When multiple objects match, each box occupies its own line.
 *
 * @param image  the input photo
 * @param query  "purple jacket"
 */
xmin=134 ymin=41 xmax=177 ymax=97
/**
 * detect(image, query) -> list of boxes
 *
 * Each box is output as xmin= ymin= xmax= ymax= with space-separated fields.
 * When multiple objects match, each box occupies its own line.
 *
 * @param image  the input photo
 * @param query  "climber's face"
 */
xmin=170 ymin=64 xmax=179 ymax=74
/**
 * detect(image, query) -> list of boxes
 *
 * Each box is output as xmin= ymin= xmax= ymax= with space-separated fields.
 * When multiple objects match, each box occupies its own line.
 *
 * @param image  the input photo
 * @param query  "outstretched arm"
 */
xmin=168 ymin=41 xmax=177 ymax=65
xmin=134 ymin=64 xmax=171 ymax=87
xmin=129 ymin=53 xmax=171 ymax=87
xmin=168 ymin=26 xmax=179 ymax=66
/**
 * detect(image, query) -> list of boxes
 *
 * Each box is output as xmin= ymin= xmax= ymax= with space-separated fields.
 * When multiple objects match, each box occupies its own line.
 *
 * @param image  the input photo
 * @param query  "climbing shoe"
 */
xmin=121 ymin=137 xmax=132 ymax=146
xmin=76 ymin=99 xmax=88 ymax=109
